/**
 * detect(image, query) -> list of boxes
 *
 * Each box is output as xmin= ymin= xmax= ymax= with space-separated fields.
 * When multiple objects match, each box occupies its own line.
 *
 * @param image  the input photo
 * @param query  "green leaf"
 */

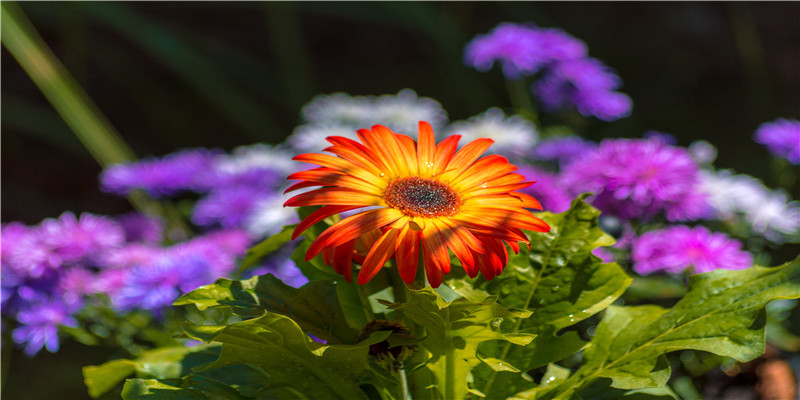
xmin=477 ymin=196 xmax=631 ymax=398
xmin=546 ymin=257 xmax=800 ymax=399
xmin=176 ymin=274 xmax=358 ymax=343
xmin=237 ymin=224 xmax=296 ymax=275
xmin=391 ymin=287 xmax=535 ymax=400
xmin=122 ymin=379 xmax=211 ymax=400
xmin=188 ymin=311 xmax=391 ymax=400
xmin=83 ymin=344 xmax=220 ymax=398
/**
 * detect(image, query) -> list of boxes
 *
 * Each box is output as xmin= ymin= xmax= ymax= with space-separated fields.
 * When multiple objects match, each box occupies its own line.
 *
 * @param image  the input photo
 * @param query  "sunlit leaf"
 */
xmin=175 ymin=274 xmax=358 ymax=343
xmin=188 ymin=311 xmax=391 ymax=400
xmin=542 ymin=257 xmax=800 ymax=399
xmin=83 ymin=344 xmax=220 ymax=398
xmin=476 ymin=196 xmax=631 ymax=398
xmin=391 ymin=287 xmax=535 ymax=400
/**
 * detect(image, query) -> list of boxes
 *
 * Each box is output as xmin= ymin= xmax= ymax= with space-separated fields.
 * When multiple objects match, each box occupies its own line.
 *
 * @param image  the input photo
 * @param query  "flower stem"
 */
xmin=398 ymin=362 xmax=412 ymax=400
xmin=444 ymin=333 xmax=456 ymax=400
xmin=1 ymin=2 xmax=160 ymax=217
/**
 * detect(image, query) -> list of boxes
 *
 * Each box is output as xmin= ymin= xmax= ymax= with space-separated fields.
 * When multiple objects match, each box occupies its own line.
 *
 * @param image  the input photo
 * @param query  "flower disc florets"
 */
xmin=383 ymin=177 xmax=460 ymax=218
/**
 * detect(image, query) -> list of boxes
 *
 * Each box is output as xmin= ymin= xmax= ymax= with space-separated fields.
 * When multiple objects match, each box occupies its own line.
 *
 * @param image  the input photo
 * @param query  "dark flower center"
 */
xmin=383 ymin=177 xmax=460 ymax=217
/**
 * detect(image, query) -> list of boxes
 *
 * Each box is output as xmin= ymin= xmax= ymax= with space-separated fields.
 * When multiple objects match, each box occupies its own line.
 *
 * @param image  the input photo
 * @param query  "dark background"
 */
xmin=1 ymin=3 xmax=799 ymax=398
xmin=3 ymin=2 xmax=799 ymax=225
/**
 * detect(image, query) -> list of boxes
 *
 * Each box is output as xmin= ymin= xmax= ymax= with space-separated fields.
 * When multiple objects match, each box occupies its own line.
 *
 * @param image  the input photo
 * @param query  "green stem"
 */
xmin=444 ymin=335 xmax=455 ymax=400
xmin=506 ymin=78 xmax=539 ymax=128
xmin=398 ymin=362 xmax=411 ymax=400
xmin=1 ymin=2 xmax=159 ymax=216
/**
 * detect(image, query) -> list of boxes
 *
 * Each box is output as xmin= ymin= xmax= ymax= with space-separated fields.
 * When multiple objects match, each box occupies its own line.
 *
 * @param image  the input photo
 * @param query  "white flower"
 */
xmin=214 ymin=143 xmax=299 ymax=176
xmin=687 ymin=140 xmax=717 ymax=166
xmin=445 ymin=107 xmax=538 ymax=159
xmin=701 ymin=169 xmax=800 ymax=241
xmin=244 ymin=193 xmax=300 ymax=239
xmin=371 ymin=89 xmax=448 ymax=134
xmin=298 ymin=89 xmax=448 ymax=135
xmin=745 ymin=190 xmax=800 ymax=240
xmin=301 ymin=92 xmax=372 ymax=126
xmin=285 ymin=124 xmax=361 ymax=153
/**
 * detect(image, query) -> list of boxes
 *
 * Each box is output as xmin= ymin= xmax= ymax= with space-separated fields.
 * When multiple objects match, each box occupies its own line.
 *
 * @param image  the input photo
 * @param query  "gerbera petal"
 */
xmin=461 ymin=181 xmax=533 ymax=198
xmin=292 ymin=205 xmax=360 ymax=240
xmin=285 ymin=187 xmax=382 ymax=208
xmin=372 ymin=125 xmax=411 ymax=177
xmin=294 ymin=153 xmax=381 ymax=184
xmin=307 ymin=208 xmax=404 ymax=260
xmin=358 ymin=228 xmax=399 ymax=284
xmin=460 ymin=206 xmax=550 ymax=232
xmin=397 ymin=229 xmax=421 ymax=284
xmin=433 ymin=135 xmax=460 ymax=175
xmin=432 ymin=219 xmax=477 ymax=274
xmin=465 ymin=193 xmax=543 ymax=210
xmin=357 ymin=127 xmax=401 ymax=177
xmin=421 ymin=223 xmax=451 ymax=275
xmin=323 ymin=141 xmax=387 ymax=177
xmin=395 ymin=133 xmax=419 ymax=176
xmin=437 ymin=138 xmax=494 ymax=182
xmin=287 ymin=167 xmax=383 ymax=194
xmin=450 ymin=155 xmax=518 ymax=191
xmin=332 ymin=239 xmax=356 ymax=282
xmin=417 ymin=121 xmax=436 ymax=177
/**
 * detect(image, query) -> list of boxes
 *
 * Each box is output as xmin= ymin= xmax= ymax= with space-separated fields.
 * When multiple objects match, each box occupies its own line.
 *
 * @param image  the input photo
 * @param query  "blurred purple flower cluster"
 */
xmin=1 ymin=141 xmax=318 ymax=356
xmin=754 ymin=118 xmax=800 ymax=165
xmin=509 ymin=124 xmax=798 ymax=276
xmin=464 ymin=22 xmax=632 ymax=121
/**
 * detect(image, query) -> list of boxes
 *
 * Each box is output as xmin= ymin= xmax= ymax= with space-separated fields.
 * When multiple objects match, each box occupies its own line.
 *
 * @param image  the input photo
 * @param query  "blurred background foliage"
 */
xmin=3 ymin=2 xmax=799 ymax=225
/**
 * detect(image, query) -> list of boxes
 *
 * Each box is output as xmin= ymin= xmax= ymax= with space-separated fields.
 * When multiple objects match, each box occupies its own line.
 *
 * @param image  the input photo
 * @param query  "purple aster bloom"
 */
xmin=116 ymin=213 xmax=164 ymax=244
xmin=632 ymin=225 xmax=752 ymax=275
xmin=534 ymin=57 xmax=632 ymax=121
xmin=174 ymin=229 xmax=251 ymax=278
xmin=59 ymin=268 xmax=96 ymax=304
xmin=12 ymin=296 xmax=80 ymax=356
xmin=99 ymin=243 xmax=161 ymax=270
xmin=93 ymin=268 xmax=130 ymax=297
xmin=112 ymin=253 xmax=216 ymax=314
xmin=36 ymin=212 xmax=125 ymax=267
xmin=754 ymin=118 xmax=800 ymax=164
xmin=192 ymin=186 xmax=273 ymax=229
xmin=531 ymin=135 xmax=597 ymax=166
xmin=562 ymin=138 xmax=711 ymax=221
xmin=592 ymin=247 xmax=615 ymax=264
xmin=193 ymin=144 xmax=295 ymax=191
xmin=464 ymin=23 xmax=586 ymax=79
xmin=100 ymin=148 xmax=218 ymax=197
xmin=516 ymin=165 xmax=573 ymax=213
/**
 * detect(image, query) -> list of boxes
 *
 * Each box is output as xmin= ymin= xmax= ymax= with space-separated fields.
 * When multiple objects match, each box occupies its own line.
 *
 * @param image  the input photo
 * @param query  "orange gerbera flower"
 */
xmin=284 ymin=121 xmax=550 ymax=287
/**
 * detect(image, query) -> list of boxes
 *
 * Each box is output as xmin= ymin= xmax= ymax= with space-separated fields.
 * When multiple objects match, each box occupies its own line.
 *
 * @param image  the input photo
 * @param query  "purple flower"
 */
xmin=59 ymin=268 xmax=96 ymax=304
xmin=12 ymin=297 xmax=80 ymax=356
xmin=99 ymin=243 xmax=161 ymax=270
xmin=6 ymin=213 xmax=124 ymax=278
xmin=36 ymin=212 xmax=125 ymax=266
xmin=100 ymin=148 xmax=218 ymax=197
xmin=534 ymin=57 xmax=632 ymax=121
xmin=174 ymin=229 xmax=251 ymax=278
xmin=192 ymin=186 xmax=273 ymax=229
xmin=464 ymin=23 xmax=586 ymax=79
xmin=531 ymin=135 xmax=597 ymax=166
xmin=562 ymin=138 xmax=711 ymax=221
xmin=111 ymin=253 xmax=216 ymax=314
xmin=116 ymin=213 xmax=164 ymax=244
xmin=516 ymin=165 xmax=573 ymax=213
xmin=632 ymin=225 xmax=752 ymax=275
xmin=754 ymin=118 xmax=800 ymax=164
